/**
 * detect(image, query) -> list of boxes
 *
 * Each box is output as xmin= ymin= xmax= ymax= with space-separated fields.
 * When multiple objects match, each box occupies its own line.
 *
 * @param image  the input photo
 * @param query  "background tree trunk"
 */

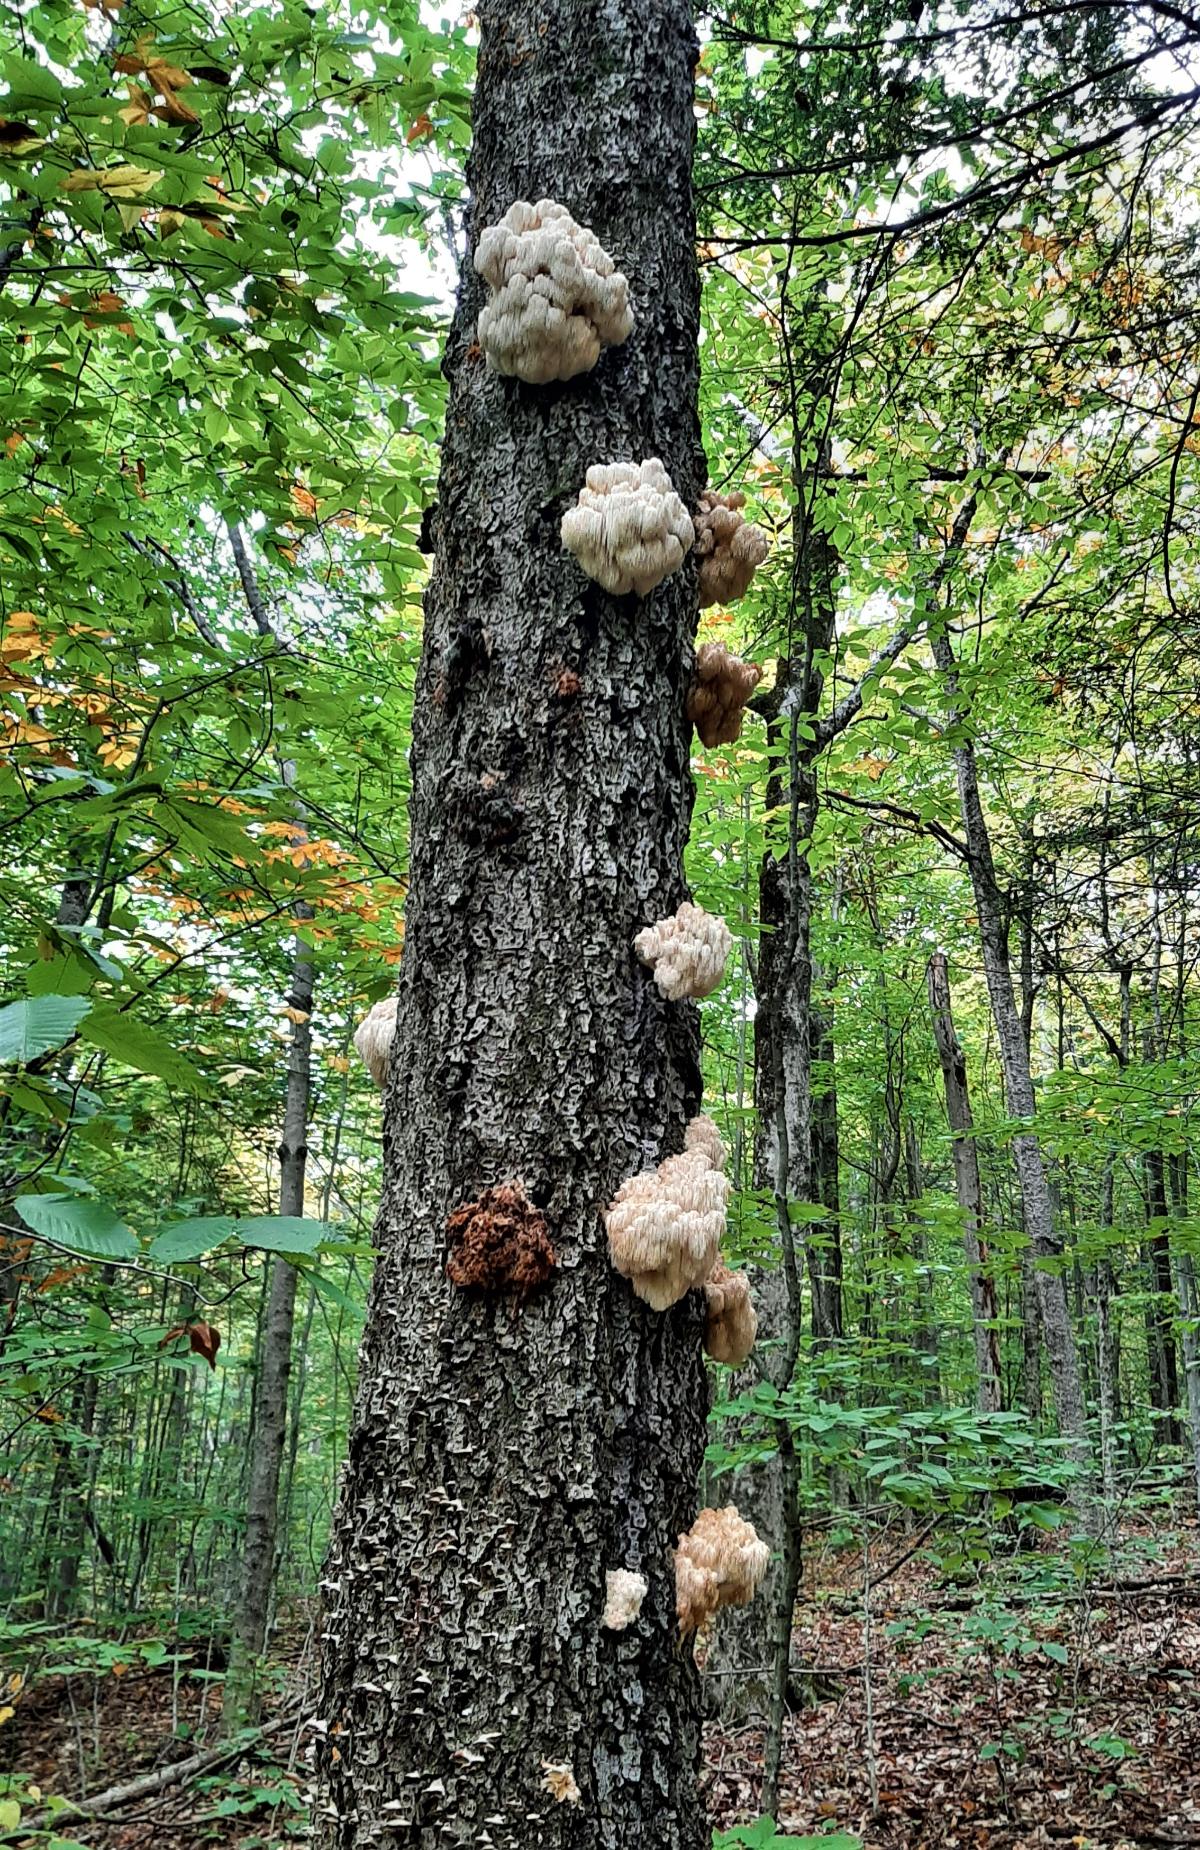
xmin=926 ymin=953 xmax=1002 ymax=1413
xmin=223 ymin=844 xmax=315 ymax=1727
xmin=930 ymin=625 xmax=1091 ymax=1489
xmin=315 ymin=2 xmax=710 ymax=1842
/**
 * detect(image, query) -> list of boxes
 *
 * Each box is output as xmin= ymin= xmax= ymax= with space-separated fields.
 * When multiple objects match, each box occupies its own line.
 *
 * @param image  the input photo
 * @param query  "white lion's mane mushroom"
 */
xmin=602 ymin=1568 xmax=648 ymax=1631
xmin=560 ymin=459 xmax=694 ymax=597
xmin=633 ymin=900 xmax=732 ymax=1001
xmin=703 ymin=1260 xmax=758 ymax=1366
xmin=693 ymin=489 xmax=770 ymax=608
xmin=605 ymin=1114 xmax=730 ymax=1310
xmin=474 ymin=198 xmax=633 ymax=384
xmin=353 ymin=995 xmax=396 ymax=1089
xmin=688 ymin=641 xmax=763 ymax=748
xmin=674 ymin=1504 xmax=770 ymax=1634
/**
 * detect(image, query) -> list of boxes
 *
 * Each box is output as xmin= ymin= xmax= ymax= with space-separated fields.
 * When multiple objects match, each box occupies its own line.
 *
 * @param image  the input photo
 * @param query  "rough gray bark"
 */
xmin=314 ymin=4 xmax=708 ymax=1844
xmin=926 ymin=953 xmax=1002 ymax=1414
xmin=929 ymin=625 xmax=1090 ymax=1487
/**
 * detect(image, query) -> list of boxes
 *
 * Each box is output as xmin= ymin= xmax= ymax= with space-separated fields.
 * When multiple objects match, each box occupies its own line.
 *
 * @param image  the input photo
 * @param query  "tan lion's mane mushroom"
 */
xmin=703 ymin=1260 xmax=758 ymax=1366
xmin=474 ymin=197 xmax=634 ymax=384
xmin=561 ymin=459 xmax=694 ymax=597
xmin=633 ymin=900 xmax=732 ymax=1001
xmin=687 ymin=641 xmax=762 ymax=748
xmin=446 ymin=1182 xmax=556 ymax=1297
xmin=693 ymin=489 xmax=770 ymax=608
xmin=353 ymin=995 xmax=396 ymax=1089
xmin=674 ymin=1504 xmax=770 ymax=1634
xmin=605 ymin=1113 xmax=730 ymax=1310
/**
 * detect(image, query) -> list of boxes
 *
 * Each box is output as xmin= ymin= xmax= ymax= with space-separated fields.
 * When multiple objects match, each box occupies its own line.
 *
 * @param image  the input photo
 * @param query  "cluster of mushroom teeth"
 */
xmin=472 ymin=194 xmax=770 ymax=638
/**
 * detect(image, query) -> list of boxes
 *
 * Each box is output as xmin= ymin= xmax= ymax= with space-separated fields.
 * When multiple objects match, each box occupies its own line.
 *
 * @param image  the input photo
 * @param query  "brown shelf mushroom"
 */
xmin=702 ymin=1260 xmax=758 ymax=1366
xmin=688 ymin=641 xmax=762 ymax=747
xmin=693 ymin=489 xmax=770 ymax=608
xmin=446 ymin=1182 xmax=556 ymax=1297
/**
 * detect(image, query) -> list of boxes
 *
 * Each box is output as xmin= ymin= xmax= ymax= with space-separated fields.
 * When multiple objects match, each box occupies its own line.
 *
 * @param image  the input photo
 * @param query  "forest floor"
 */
xmin=705 ymin=1512 xmax=1200 ymax=1849
xmin=4 ymin=1516 xmax=1198 ymax=1848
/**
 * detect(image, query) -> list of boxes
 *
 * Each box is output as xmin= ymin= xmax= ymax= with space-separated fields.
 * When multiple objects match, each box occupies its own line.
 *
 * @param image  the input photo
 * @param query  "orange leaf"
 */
xmin=188 ymin=1321 xmax=220 ymax=1368
xmin=406 ymin=112 xmax=434 ymax=144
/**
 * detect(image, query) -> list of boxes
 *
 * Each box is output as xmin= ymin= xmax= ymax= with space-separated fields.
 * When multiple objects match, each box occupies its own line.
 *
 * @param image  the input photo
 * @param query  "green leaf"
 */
xmin=78 ymin=1009 xmax=211 ymax=1096
xmin=0 ymin=995 xmax=91 ymax=1065
xmin=148 ymin=1217 xmax=239 ymax=1263
xmin=235 ymin=1216 xmax=330 ymax=1255
xmin=15 ymin=1193 xmax=138 ymax=1259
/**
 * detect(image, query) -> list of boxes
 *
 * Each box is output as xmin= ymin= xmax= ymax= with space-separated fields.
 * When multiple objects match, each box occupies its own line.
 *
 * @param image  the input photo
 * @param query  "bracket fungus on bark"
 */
xmin=602 ymin=1567 xmax=648 ymax=1631
xmin=605 ymin=1113 xmax=730 ymax=1310
xmin=687 ymin=641 xmax=762 ymax=748
xmin=674 ymin=1504 xmax=770 ymax=1634
xmin=353 ymin=995 xmax=396 ymax=1089
xmin=693 ymin=489 xmax=770 ymax=608
xmin=446 ymin=1182 xmax=556 ymax=1297
xmin=633 ymin=899 xmax=732 ymax=1001
xmin=474 ymin=198 xmax=633 ymax=384
xmin=702 ymin=1260 xmax=758 ymax=1366
xmin=561 ymin=459 xmax=694 ymax=596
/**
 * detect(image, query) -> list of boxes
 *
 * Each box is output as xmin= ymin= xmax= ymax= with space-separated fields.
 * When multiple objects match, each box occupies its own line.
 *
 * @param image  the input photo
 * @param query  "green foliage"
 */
xmin=714 ymin=1822 xmax=860 ymax=1850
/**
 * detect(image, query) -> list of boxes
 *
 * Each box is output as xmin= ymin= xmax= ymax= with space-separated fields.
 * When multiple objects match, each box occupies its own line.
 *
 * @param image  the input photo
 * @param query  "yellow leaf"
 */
xmin=119 ymin=83 xmax=153 ymax=127
xmin=0 ymin=1707 xmax=14 ymax=1729
xmin=62 ymin=164 xmax=162 ymax=199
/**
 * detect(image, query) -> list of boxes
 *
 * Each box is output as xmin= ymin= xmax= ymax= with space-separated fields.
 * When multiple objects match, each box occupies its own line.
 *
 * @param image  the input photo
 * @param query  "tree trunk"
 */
xmin=314 ymin=4 xmax=709 ymax=1843
xmin=223 ymin=860 xmax=315 ymax=1727
xmin=902 ymin=1116 xmax=941 ymax=1405
xmin=1143 ymin=1147 xmax=1181 ymax=1447
xmin=929 ymin=626 xmax=1090 ymax=1489
xmin=926 ymin=953 xmax=1002 ymax=1413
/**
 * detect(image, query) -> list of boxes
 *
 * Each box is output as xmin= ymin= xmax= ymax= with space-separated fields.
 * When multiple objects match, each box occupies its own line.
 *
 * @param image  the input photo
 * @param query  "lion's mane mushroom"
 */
xmin=684 ymin=1111 xmax=726 ymax=1171
xmin=353 ymin=995 xmax=396 ymax=1089
xmin=633 ymin=900 xmax=732 ymax=1001
xmin=446 ymin=1182 xmax=556 ymax=1296
xmin=561 ymin=459 xmax=694 ymax=596
xmin=693 ymin=489 xmax=770 ymax=608
xmin=703 ymin=1260 xmax=758 ymax=1366
xmin=674 ymin=1505 xmax=770 ymax=1634
xmin=687 ymin=641 xmax=763 ymax=748
xmin=605 ymin=1114 xmax=730 ymax=1310
xmin=602 ymin=1568 xmax=648 ymax=1631
xmin=474 ymin=198 xmax=633 ymax=384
